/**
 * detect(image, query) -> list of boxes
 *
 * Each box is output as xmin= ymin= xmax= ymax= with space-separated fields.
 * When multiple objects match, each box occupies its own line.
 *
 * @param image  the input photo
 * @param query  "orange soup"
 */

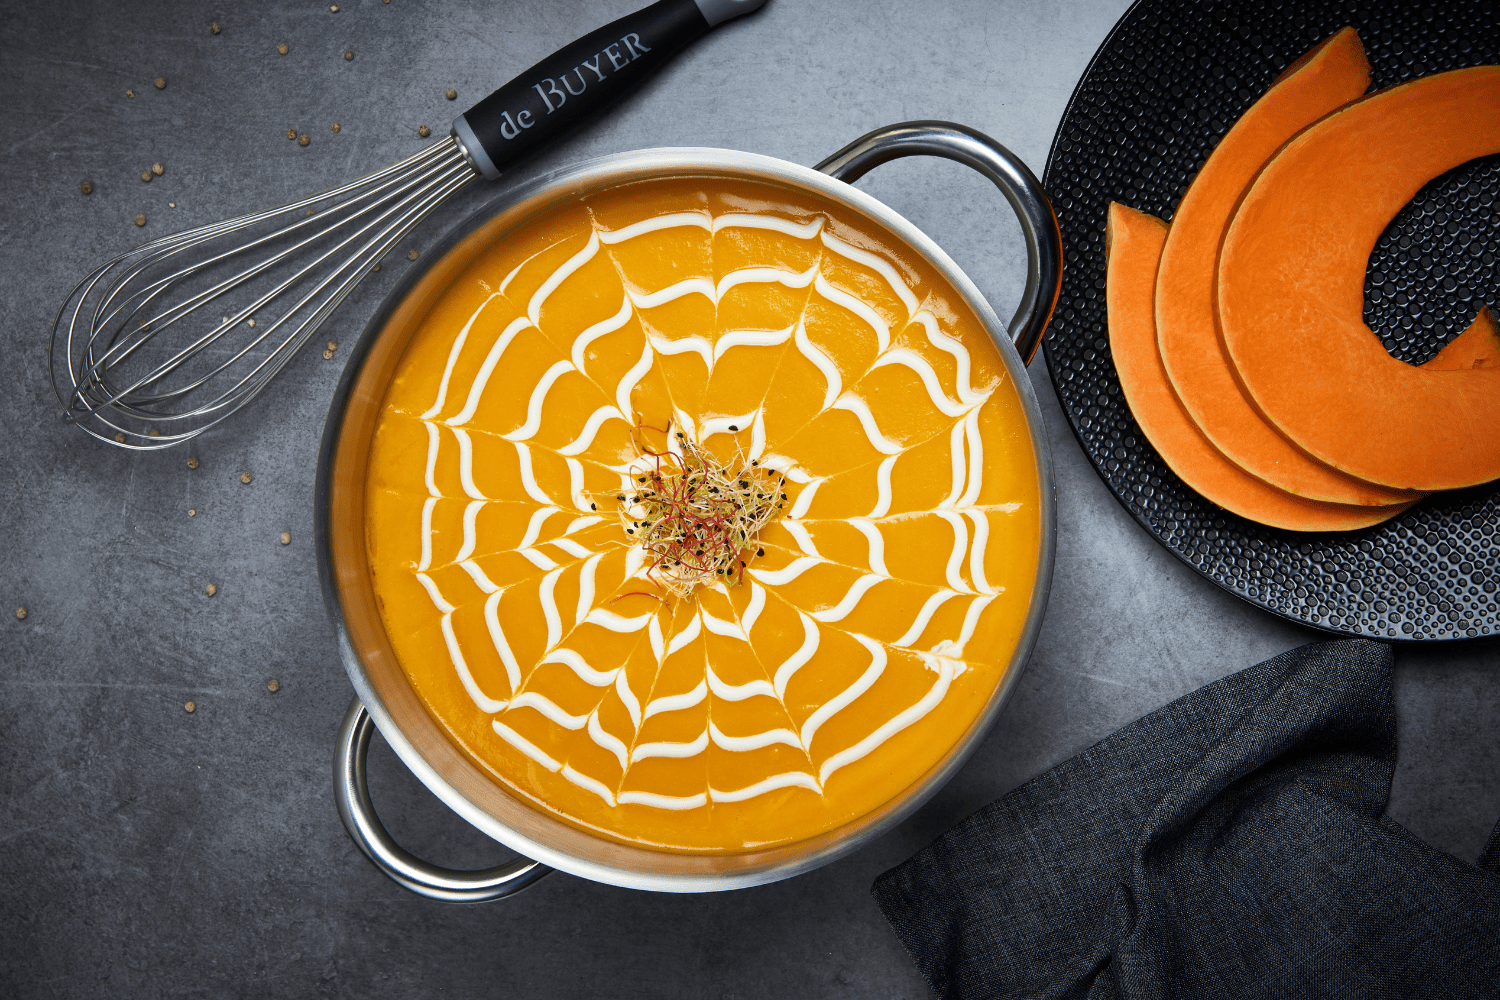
xmin=365 ymin=176 xmax=1041 ymax=852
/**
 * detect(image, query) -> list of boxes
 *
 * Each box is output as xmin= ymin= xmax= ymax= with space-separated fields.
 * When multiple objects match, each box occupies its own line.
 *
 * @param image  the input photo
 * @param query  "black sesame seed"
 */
xmin=728 ymin=424 xmax=738 ymax=432
xmin=756 ymin=548 xmax=764 ymax=557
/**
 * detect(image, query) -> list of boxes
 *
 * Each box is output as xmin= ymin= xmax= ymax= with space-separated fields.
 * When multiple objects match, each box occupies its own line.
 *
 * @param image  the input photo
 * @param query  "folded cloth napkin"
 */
xmin=873 ymin=639 xmax=1500 ymax=999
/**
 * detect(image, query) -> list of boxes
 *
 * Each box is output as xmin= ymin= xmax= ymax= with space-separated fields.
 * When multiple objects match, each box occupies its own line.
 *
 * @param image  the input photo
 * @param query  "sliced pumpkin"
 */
xmin=1219 ymin=66 xmax=1500 ymax=491
xmin=1156 ymin=27 xmax=1418 ymax=507
xmin=1107 ymin=203 xmax=1410 ymax=532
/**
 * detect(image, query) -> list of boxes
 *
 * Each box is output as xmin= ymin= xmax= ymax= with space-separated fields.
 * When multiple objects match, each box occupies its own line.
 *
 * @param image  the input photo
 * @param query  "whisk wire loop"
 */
xmin=50 ymin=136 xmax=478 ymax=449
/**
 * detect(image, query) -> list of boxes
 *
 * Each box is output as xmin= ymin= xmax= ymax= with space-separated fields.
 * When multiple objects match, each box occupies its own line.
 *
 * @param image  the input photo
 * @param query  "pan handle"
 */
xmin=815 ymin=121 xmax=1063 ymax=366
xmin=333 ymin=697 xmax=551 ymax=903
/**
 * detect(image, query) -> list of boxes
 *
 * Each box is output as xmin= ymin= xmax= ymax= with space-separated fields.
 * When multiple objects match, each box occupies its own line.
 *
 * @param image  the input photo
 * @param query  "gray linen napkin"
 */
xmin=872 ymin=639 xmax=1500 ymax=999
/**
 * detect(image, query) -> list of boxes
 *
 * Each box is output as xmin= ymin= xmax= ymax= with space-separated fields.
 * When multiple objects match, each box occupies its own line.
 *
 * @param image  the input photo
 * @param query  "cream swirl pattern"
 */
xmin=366 ymin=177 xmax=1041 ymax=852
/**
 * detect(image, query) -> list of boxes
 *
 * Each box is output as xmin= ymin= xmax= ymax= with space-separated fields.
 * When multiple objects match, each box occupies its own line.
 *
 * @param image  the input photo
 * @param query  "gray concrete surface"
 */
xmin=2 ymin=1 xmax=1496 ymax=997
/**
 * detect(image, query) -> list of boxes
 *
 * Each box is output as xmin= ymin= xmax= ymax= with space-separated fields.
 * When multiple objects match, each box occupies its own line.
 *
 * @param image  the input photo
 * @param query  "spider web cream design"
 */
xmin=368 ymin=182 xmax=1035 ymax=847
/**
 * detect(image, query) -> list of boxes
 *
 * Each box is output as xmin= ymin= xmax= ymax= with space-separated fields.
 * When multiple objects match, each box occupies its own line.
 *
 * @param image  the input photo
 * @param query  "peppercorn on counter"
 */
xmin=365 ymin=176 xmax=1042 ymax=852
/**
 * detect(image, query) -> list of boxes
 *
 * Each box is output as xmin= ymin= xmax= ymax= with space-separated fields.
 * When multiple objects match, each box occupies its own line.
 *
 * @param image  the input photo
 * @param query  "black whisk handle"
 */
xmin=452 ymin=0 xmax=766 ymax=180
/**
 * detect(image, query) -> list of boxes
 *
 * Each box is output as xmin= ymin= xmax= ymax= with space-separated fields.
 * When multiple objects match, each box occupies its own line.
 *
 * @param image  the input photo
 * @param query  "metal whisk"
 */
xmin=52 ymin=139 xmax=475 ymax=449
xmin=49 ymin=0 xmax=764 ymax=449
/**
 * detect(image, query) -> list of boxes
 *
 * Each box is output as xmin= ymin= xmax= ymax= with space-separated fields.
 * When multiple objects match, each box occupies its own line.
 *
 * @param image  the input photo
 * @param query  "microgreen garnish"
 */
xmin=607 ymin=420 xmax=785 ymax=599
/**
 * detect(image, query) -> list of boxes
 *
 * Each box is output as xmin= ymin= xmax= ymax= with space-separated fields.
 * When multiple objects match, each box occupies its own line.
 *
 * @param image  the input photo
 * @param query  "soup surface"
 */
xmin=366 ymin=175 xmax=1041 ymax=852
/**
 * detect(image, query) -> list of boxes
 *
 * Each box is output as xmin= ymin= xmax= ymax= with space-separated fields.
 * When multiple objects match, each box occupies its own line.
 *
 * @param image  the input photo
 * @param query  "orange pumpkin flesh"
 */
xmin=1219 ymin=66 xmax=1500 ymax=491
xmin=1107 ymin=203 xmax=1409 ymax=532
xmin=1156 ymin=28 xmax=1417 ymax=507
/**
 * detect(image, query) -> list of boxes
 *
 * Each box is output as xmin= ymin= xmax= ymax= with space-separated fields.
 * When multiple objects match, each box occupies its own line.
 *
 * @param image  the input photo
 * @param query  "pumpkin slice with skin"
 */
xmin=1156 ymin=27 xmax=1419 ymax=507
xmin=1219 ymin=66 xmax=1500 ymax=491
xmin=1107 ymin=203 xmax=1411 ymax=532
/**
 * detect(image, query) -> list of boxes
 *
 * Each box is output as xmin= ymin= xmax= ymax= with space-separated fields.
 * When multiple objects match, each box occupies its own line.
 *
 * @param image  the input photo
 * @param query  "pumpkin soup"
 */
xmin=365 ymin=176 xmax=1041 ymax=852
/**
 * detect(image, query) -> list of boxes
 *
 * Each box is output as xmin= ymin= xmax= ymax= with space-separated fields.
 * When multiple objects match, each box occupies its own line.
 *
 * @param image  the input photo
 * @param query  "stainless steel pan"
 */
xmin=315 ymin=121 xmax=1062 ymax=901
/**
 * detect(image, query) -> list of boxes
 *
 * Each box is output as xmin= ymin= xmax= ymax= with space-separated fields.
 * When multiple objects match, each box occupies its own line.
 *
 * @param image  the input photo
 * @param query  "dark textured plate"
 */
xmin=1042 ymin=0 xmax=1500 ymax=641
